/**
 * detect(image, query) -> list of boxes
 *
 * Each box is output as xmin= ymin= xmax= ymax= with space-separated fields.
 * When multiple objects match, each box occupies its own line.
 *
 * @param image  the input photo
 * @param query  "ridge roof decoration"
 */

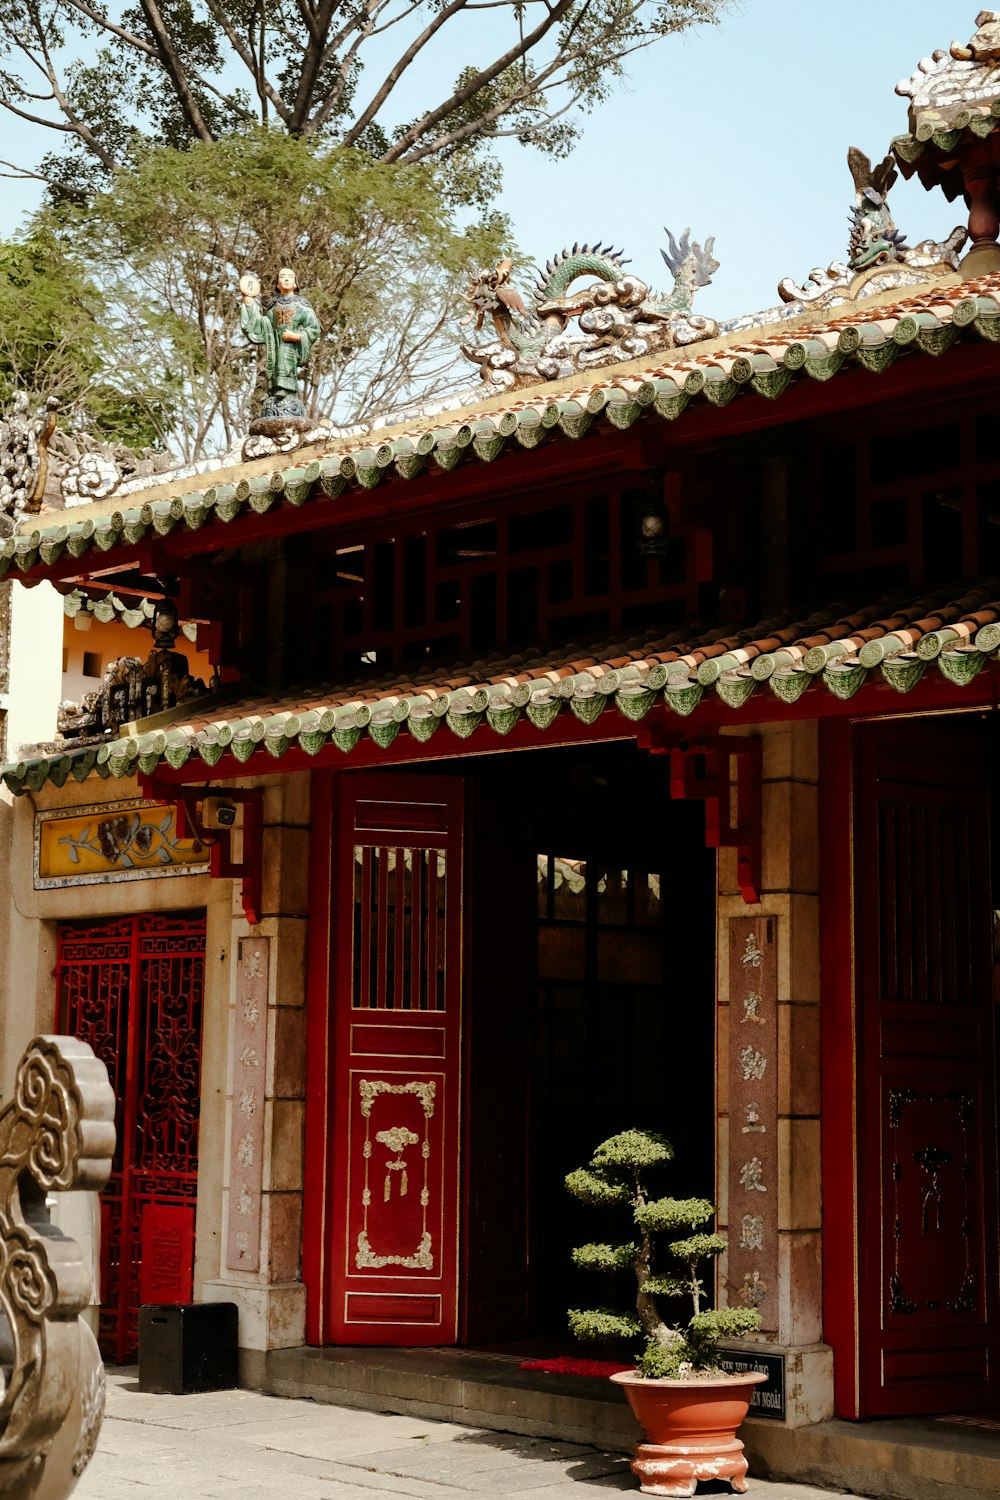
xmin=894 ymin=12 xmax=1000 ymax=193
xmin=6 ymin=579 xmax=1000 ymax=795
xmin=459 ymin=232 xmax=719 ymax=393
xmin=7 ymin=272 xmax=1000 ymax=581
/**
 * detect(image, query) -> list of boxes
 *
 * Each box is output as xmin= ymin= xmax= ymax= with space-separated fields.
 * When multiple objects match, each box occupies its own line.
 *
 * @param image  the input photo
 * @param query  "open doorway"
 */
xmin=461 ymin=741 xmax=717 ymax=1349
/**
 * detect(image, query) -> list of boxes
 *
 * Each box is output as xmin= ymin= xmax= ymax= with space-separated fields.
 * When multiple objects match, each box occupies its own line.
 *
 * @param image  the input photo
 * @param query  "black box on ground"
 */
xmin=138 ymin=1302 xmax=239 ymax=1394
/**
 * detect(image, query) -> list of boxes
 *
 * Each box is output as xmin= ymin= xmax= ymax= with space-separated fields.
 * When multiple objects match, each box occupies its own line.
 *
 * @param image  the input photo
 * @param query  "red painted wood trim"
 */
xmin=819 ymin=716 xmax=860 ymax=1418
xmin=18 ymin=343 xmax=1000 ymax=588
xmin=143 ymin=662 xmax=1000 ymax=788
xmin=660 ymin=341 xmax=1000 ymax=446
xmin=303 ymin=768 xmax=335 ymax=1344
xmin=19 ymin=434 xmax=658 ymax=584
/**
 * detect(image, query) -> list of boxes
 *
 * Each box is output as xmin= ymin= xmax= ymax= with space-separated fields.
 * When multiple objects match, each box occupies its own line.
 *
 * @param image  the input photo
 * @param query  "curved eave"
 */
xmin=6 ymin=612 xmax=999 ymax=795
xmin=8 ymin=284 xmax=1000 ymax=582
xmin=893 ymin=105 xmax=1000 ymax=197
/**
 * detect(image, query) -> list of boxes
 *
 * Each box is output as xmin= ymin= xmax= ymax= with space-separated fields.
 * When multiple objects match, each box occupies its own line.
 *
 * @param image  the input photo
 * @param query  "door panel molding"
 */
xmin=327 ymin=773 xmax=463 ymax=1346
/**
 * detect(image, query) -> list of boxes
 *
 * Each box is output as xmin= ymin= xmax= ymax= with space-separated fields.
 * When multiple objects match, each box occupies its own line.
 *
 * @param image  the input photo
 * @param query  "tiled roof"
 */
xmin=5 ymin=578 xmax=999 ymax=794
xmin=6 ymin=273 xmax=1000 ymax=580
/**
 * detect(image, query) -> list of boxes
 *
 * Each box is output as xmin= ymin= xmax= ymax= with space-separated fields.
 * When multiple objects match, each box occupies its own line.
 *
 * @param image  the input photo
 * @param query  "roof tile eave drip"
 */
xmin=10 ymin=272 xmax=1000 ymax=579
xmin=6 ymin=578 xmax=1000 ymax=795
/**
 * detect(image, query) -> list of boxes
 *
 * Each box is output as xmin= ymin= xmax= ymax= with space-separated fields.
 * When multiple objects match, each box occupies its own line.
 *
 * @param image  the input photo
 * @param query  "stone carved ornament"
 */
xmin=460 ymin=231 xmax=719 ymax=391
xmin=57 ymin=598 xmax=211 ymax=743
xmin=0 ymin=395 xmax=59 ymax=535
xmin=776 ymin=148 xmax=966 ymax=310
xmin=0 ymin=1035 xmax=115 ymax=1499
xmin=54 ymin=430 xmax=173 ymax=509
xmin=896 ymin=11 xmax=1000 ymax=133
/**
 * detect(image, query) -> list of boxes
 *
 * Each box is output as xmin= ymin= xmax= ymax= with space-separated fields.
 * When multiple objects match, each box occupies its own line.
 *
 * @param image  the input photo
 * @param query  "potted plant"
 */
xmin=566 ymin=1128 xmax=764 ymax=1498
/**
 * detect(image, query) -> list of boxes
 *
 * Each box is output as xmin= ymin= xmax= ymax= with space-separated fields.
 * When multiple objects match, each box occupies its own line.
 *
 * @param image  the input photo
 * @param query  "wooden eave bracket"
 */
xmin=140 ymin=778 xmax=263 ymax=925
xmin=638 ymin=727 xmax=762 ymax=904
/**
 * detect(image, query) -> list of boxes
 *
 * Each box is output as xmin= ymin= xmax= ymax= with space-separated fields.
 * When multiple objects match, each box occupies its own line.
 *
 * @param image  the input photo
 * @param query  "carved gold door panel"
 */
xmin=328 ymin=775 xmax=462 ymax=1344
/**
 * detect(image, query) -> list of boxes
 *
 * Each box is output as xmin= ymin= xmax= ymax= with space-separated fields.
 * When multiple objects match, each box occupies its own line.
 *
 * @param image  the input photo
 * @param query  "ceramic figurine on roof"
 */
xmin=893 ymin=12 xmax=1000 ymax=275
xmin=240 ymin=267 xmax=322 ymax=430
xmin=0 ymin=393 xmax=59 ymax=534
xmin=775 ymin=148 xmax=966 ymax=311
xmin=846 ymin=148 xmax=908 ymax=269
xmin=895 ymin=11 xmax=1000 ymax=146
xmin=460 ymin=231 xmax=719 ymax=391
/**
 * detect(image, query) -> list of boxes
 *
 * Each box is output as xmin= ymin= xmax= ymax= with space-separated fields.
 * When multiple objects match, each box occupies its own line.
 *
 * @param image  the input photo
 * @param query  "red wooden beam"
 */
xmin=637 ymin=726 xmax=762 ymax=903
xmin=134 ymin=656 xmax=1000 ymax=791
xmin=162 ymin=783 xmax=263 ymax=924
xmin=20 ymin=342 xmax=1000 ymax=591
xmin=819 ymin=716 xmax=861 ymax=1418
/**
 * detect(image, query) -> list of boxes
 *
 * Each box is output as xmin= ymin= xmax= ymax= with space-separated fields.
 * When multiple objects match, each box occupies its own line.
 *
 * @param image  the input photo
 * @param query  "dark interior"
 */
xmin=453 ymin=739 xmax=717 ymax=1349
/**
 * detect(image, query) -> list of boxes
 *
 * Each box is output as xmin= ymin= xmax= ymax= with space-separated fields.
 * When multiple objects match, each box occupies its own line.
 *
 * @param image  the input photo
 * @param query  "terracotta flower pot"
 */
xmin=610 ymin=1368 xmax=766 ymax=1498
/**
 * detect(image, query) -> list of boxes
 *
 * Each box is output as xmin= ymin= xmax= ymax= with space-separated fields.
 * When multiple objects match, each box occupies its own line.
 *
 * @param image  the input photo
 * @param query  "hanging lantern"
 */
xmin=637 ymin=470 xmax=668 ymax=557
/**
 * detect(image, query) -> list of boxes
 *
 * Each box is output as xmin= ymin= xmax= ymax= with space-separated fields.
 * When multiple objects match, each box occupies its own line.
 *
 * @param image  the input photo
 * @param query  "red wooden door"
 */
xmin=857 ymin=721 xmax=1000 ymax=1414
xmin=56 ymin=912 xmax=205 ymax=1362
xmin=329 ymin=774 xmax=463 ymax=1344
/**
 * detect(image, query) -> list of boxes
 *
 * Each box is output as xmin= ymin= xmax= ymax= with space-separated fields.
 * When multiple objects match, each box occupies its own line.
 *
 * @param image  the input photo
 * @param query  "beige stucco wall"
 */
xmin=0 ymin=769 xmax=312 ymax=1341
xmin=204 ymin=773 xmax=313 ymax=1377
xmin=715 ymin=721 xmax=832 ymax=1428
xmin=6 ymin=581 xmax=62 ymax=755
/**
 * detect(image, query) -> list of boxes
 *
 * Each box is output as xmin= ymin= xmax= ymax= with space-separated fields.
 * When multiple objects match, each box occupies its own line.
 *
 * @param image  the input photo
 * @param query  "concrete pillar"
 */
xmin=716 ymin=721 xmax=832 ymax=1427
xmin=6 ymin=581 xmax=62 ymax=756
xmin=203 ymin=772 xmax=311 ymax=1385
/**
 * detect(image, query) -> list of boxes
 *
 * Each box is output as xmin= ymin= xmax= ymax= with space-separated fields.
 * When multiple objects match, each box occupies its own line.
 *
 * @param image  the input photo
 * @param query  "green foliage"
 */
xmin=640 ymin=1274 xmax=690 ymax=1298
xmin=690 ymin=1307 xmax=764 ymax=1341
xmin=0 ymin=0 xmax=727 ymax=204
xmin=668 ymin=1233 xmax=727 ymax=1262
xmin=565 ymin=1168 xmax=630 ymax=1207
xmin=568 ymin=1308 xmax=642 ymax=1343
xmin=592 ymin=1130 xmax=674 ymax=1172
xmin=571 ymin=1242 xmax=638 ymax=1272
xmin=634 ymin=1197 xmax=716 ymax=1235
xmin=566 ymin=1128 xmax=762 ymax=1375
xmin=31 ymin=131 xmax=510 ymax=459
xmin=637 ymin=1339 xmax=689 ymax=1380
xmin=0 ymin=231 xmax=165 ymax=446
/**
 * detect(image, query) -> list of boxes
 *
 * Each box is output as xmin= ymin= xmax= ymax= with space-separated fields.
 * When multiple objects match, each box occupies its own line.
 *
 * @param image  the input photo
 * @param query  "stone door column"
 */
xmin=716 ymin=722 xmax=831 ymax=1427
xmin=204 ymin=773 xmax=311 ymax=1386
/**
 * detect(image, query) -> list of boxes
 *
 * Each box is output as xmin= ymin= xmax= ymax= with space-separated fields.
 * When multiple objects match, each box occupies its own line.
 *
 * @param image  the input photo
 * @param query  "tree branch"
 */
xmin=0 ymin=156 xmax=85 ymax=194
xmin=380 ymin=0 xmax=574 ymax=162
xmin=136 ymin=0 xmax=215 ymax=143
xmin=203 ymin=0 xmax=292 ymax=124
xmin=63 ymin=0 xmax=158 ymax=58
xmin=25 ymin=10 xmax=121 ymax=171
xmin=288 ymin=0 xmax=341 ymax=130
xmin=339 ymin=0 xmax=473 ymax=149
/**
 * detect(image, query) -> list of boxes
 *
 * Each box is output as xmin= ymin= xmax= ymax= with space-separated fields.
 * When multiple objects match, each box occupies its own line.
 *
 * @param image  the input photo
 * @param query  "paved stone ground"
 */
xmin=73 ymin=1370 xmax=850 ymax=1499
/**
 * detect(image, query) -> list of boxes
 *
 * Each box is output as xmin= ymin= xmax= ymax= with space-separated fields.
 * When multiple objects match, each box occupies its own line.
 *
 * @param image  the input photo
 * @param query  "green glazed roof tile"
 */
xmin=10 ymin=578 xmax=1000 ymax=794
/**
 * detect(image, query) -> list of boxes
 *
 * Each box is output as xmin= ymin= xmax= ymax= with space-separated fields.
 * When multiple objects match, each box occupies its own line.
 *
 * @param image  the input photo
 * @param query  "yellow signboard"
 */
xmin=35 ymin=799 xmax=208 ymax=888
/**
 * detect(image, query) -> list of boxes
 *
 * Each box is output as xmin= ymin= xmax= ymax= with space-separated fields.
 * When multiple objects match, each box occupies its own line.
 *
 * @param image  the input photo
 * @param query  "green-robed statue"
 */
xmin=239 ymin=266 xmax=321 ymax=421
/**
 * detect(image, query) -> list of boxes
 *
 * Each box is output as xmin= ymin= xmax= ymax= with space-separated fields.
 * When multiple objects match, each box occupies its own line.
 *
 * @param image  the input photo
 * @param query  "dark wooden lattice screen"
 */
xmin=56 ymin=912 xmax=206 ymax=1362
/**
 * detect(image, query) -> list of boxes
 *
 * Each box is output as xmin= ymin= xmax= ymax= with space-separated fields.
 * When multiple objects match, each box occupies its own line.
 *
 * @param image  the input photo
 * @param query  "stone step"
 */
xmin=262 ymin=1346 xmax=1000 ymax=1500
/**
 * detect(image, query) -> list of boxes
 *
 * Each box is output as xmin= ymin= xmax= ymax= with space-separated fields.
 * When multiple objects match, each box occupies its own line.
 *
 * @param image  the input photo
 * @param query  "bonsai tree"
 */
xmin=566 ymin=1128 xmax=761 ymax=1378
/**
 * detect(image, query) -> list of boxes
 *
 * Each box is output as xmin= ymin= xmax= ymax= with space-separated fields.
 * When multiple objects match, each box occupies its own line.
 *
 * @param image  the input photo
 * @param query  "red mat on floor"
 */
xmin=519 ymin=1357 xmax=634 ymax=1378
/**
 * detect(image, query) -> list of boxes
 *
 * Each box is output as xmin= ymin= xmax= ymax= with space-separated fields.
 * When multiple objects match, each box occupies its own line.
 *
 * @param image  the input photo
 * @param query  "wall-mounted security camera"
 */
xmin=201 ymin=797 xmax=238 ymax=830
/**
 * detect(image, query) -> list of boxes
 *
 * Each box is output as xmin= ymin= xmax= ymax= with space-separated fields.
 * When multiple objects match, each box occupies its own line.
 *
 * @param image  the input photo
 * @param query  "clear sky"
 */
xmin=0 ymin=1 xmax=980 ymax=322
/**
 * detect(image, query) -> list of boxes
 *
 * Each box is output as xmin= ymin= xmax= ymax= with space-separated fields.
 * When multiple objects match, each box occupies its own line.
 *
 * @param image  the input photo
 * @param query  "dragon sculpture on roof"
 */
xmin=776 ymin=148 xmax=966 ymax=308
xmin=460 ymin=231 xmax=719 ymax=391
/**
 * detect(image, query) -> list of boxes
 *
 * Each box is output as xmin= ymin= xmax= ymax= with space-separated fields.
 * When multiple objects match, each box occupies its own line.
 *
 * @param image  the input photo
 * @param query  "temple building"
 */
xmin=4 ymin=13 xmax=1000 ymax=1486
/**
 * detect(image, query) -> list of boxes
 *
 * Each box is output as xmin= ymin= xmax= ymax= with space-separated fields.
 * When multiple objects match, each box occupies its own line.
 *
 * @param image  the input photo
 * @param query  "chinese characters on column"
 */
xmin=728 ymin=917 xmax=778 ymax=1333
xmin=226 ymin=936 xmax=269 ymax=1272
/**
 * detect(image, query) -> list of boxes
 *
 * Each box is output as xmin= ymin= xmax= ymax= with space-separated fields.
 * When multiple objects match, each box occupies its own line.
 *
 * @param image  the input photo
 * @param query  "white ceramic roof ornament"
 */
xmin=896 ymin=12 xmax=1000 ymax=129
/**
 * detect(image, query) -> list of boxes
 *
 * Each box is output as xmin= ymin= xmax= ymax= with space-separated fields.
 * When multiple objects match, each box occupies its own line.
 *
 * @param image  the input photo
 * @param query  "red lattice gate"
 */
xmin=56 ymin=912 xmax=206 ymax=1363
